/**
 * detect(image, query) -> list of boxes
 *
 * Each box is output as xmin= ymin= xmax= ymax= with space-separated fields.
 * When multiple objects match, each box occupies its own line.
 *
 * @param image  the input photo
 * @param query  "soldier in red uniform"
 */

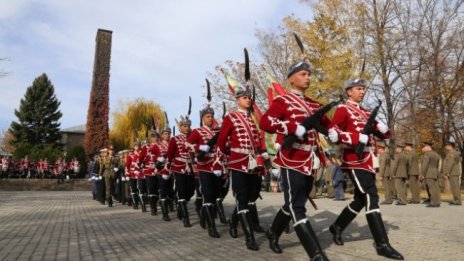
xmin=259 ymin=62 xmax=330 ymax=260
xmin=328 ymin=78 xmax=403 ymax=260
xmin=158 ymin=127 xmax=173 ymax=221
xmin=186 ymin=105 xmax=222 ymax=238
xmin=139 ymin=132 xmax=162 ymax=215
xmin=217 ymin=87 xmax=265 ymax=251
xmin=126 ymin=143 xmax=141 ymax=209
xmin=165 ymin=116 xmax=195 ymax=227
xmin=136 ymin=141 xmax=149 ymax=213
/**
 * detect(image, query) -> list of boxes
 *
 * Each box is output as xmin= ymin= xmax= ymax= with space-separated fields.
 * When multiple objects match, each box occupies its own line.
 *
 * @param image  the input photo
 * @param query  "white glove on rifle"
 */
xmin=261 ymin=152 xmax=269 ymax=160
xmin=162 ymin=174 xmax=170 ymax=180
xmin=113 ymin=168 xmax=118 ymax=172
xmin=328 ymin=128 xmax=338 ymax=143
xmin=295 ymin=124 xmax=306 ymax=139
xmin=199 ymin=144 xmax=210 ymax=152
xmin=377 ymin=122 xmax=388 ymax=134
xmin=271 ymin=168 xmax=280 ymax=178
xmin=274 ymin=143 xmax=281 ymax=152
xmin=359 ymin=134 xmax=369 ymax=144
xmin=213 ymin=170 xmax=222 ymax=177
xmin=157 ymin=157 xmax=165 ymax=163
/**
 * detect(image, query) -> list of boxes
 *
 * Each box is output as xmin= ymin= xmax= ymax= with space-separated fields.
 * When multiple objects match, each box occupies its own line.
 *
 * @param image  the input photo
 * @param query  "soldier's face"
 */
xmin=161 ymin=132 xmax=170 ymax=141
xmin=236 ymin=96 xmax=251 ymax=110
xmin=289 ymin=70 xmax=310 ymax=90
xmin=347 ymin=86 xmax=365 ymax=103
xmin=202 ymin=114 xmax=214 ymax=127
xmin=179 ymin=124 xmax=190 ymax=134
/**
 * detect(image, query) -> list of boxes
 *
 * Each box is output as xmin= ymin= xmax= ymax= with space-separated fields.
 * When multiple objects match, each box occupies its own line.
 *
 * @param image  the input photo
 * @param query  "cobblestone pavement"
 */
xmin=0 ymin=191 xmax=463 ymax=261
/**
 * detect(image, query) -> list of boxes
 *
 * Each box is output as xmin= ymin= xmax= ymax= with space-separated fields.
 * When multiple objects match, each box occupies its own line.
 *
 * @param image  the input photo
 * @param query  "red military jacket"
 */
xmin=125 ymin=151 xmax=140 ymax=178
xmin=260 ymin=92 xmax=332 ymax=175
xmin=138 ymin=143 xmax=161 ymax=176
xmin=217 ymin=109 xmax=262 ymax=173
xmin=331 ymin=101 xmax=391 ymax=173
xmin=186 ymin=126 xmax=219 ymax=173
xmin=166 ymin=133 xmax=193 ymax=175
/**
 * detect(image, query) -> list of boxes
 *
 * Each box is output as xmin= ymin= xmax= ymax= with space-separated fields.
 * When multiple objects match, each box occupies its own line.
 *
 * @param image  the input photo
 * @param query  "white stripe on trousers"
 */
xmin=285 ymin=168 xmax=297 ymax=222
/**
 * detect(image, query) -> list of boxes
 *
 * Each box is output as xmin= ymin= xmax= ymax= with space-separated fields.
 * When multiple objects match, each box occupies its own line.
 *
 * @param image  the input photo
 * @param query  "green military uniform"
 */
xmin=421 ymin=150 xmax=441 ymax=207
xmin=391 ymin=150 xmax=408 ymax=205
xmin=379 ymin=151 xmax=394 ymax=204
xmin=442 ymin=149 xmax=462 ymax=205
xmin=99 ymin=153 xmax=116 ymax=207
xmin=405 ymin=149 xmax=421 ymax=203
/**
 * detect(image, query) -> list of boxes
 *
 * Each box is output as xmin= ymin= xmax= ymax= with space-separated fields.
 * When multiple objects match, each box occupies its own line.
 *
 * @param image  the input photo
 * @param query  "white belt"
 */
xmin=292 ymin=143 xmax=317 ymax=152
xmin=231 ymin=148 xmax=253 ymax=155
xmin=175 ymin=157 xmax=191 ymax=163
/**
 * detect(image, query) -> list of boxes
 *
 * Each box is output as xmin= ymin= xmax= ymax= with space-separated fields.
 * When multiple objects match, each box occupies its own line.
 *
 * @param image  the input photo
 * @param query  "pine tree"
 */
xmin=9 ymin=73 xmax=63 ymax=159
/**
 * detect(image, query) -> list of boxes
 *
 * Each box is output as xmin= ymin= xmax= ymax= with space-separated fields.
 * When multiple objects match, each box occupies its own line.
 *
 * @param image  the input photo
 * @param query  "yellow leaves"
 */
xmin=109 ymin=98 xmax=165 ymax=150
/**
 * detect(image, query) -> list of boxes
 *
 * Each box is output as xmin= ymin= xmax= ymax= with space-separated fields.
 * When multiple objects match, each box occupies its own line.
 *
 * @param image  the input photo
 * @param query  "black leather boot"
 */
xmin=152 ymin=195 xmax=158 ymax=215
xmin=329 ymin=206 xmax=358 ymax=245
xmin=366 ymin=212 xmax=404 ymax=260
xmin=248 ymin=202 xmax=264 ymax=233
xmin=265 ymin=209 xmax=292 ymax=253
xmin=140 ymin=194 xmax=147 ymax=213
xmin=148 ymin=195 xmax=155 ymax=216
xmin=204 ymin=205 xmax=220 ymax=238
xmin=229 ymin=208 xmax=238 ymax=238
xmin=216 ymin=198 xmax=228 ymax=224
xmin=294 ymin=220 xmax=329 ymax=261
xmin=131 ymin=193 xmax=139 ymax=209
xmin=195 ymin=198 xmax=205 ymax=229
xmin=238 ymin=210 xmax=259 ymax=251
xmin=180 ymin=201 xmax=191 ymax=228
xmin=160 ymin=199 xmax=170 ymax=221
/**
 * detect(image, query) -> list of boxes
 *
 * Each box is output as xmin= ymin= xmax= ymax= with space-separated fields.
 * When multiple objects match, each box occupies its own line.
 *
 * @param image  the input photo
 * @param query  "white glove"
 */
xmin=377 ymin=122 xmax=388 ymax=134
xmin=98 ymin=176 xmax=102 ymax=180
xmin=271 ymin=168 xmax=280 ymax=178
xmin=261 ymin=152 xmax=269 ymax=160
xmin=88 ymin=178 xmax=92 ymax=182
xmin=328 ymin=128 xmax=338 ymax=143
xmin=113 ymin=167 xmax=118 ymax=172
xmin=162 ymin=174 xmax=170 ymax=180
xmin=295 ymin=124 xmax=306 ymax=139
xmin=274 ymin=143 xmax=281 ymax=152
xmin=213 ymin=170 xmax=222 ymax=177
xmin=359 ymin=134 xmax=369 ymax=144
xmin=199 ymin=144 xmax=210 ymax=152
xmin=157 ymin=157 xmax=165 ymax=163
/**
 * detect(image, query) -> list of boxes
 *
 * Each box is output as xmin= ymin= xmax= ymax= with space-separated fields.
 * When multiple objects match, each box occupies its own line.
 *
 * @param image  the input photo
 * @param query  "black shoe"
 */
xmin=366 ymin=212 xmax=404 ymax=260
xmin=160 ymin=199 xmax=170 ymax=221
xmin=329 ymin=224 xmax=344 ymax=246
xmin=426 ymin=204 xmax=440 ymax=208
xmin=395 ymin=202 xmax=407 ymax=206
xmin=204 ymin=205 xmax=220 ymax=238
xmin=238 ymin=210 xmax=259 ymax=251
xmin=329 ymin=206 xmax=358 ymax=246
xmin=229 ymin=209 xmax=238 ymax=238
xmin=248 ymin=202 xmax=265 ymax=233
xmin=421 ymin=200 xmax=430 ymax=204
xmin=294 ymin=220 xmax=328 ymax=260
xmin=195 ymin=198 xmax=206 ymax=229
xmin=381 ymin=201 xmax=393 ymax=205
xmin=180 ymin=201 xmax=191 ymax=228
xmin=265 ymin=209 xmax=292 ymax=254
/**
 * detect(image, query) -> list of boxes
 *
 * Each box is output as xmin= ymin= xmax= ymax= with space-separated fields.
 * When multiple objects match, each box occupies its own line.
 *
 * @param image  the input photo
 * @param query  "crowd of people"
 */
xmin=0 ymin=155 xmax=80 ymax=181
xmin=84 ymin=57 xmax=461 ymax=261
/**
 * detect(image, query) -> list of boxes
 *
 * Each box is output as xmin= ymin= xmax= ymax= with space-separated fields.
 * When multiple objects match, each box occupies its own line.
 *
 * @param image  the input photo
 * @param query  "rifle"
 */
xmin=308 ymin=197 xmax=318 ymax=210
xmin=355 ymin=101 xmax=382 ymax=159
xmin=282 ymin=97 xmax=343 ymax=150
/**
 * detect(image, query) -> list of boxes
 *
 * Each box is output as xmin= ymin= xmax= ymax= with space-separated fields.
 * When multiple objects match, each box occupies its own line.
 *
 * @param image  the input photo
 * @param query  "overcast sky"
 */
xmin=0 ymin=0 xmax=312 ymax=131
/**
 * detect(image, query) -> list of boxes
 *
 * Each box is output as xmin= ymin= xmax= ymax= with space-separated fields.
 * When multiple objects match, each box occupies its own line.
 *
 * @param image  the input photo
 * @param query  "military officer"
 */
xmin=420 ymin=142 xmax=441 ymax=207
xmin=442 ymin=141 xmax=462 ymax=205
xmin=158 ymin=127 xmax=173 ymax=221
xmin=139 ymin=132 xmax=162 ymax=215
xmin=404 ymin=143 xmax=421 ymax=204
xmin=126 ymin=143 xmax=141 ymax=209
xmin=391 ymin=144 xmax=408 ymax=205
xmin=328 ymin=78 xmax=403 ymax=260
xmin=99 ymin=146 xmax=116 ymax=207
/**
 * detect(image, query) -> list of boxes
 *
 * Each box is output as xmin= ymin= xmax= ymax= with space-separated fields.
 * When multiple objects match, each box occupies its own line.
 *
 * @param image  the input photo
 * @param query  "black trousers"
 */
xmin=199 ymin=171 xmax=221 ymax=204
xmin=129 ymin=178 xmax=138 ymax=194
xmin=137 ymin=178 xmax=147 ymax=195
xmin=195 ymin=177 xmax=202 ymax=199
xmin=346 ymin=169 xmax=379 ymax=213
xmin=280 ymin=167 xmax=314 ymax=222
xmin=231 ymin=170 xmax=260 ymax=211
xmin=146 ymin=175 xmax=159 ymax=196
xmin=158 ymin=175 xmax=171 ymax=199
xmin=174 ymin=172 xmax=195 ymax=201
xmin=220 ymin=176 xmax=230 ymax=198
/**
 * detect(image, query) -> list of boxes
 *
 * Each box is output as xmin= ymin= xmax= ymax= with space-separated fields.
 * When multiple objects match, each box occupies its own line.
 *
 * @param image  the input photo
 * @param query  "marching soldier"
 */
xmin=420 ymin=142 xmax=441 ymax=207
xmin=137 ymin=141 xmax=149 ymax=213
xmin=139 ymin=132 xmax=162 ymax=215
xmin=166 ymin=115 xmax=195 ymax=228
xmin=158 ymin=126 xmax=173 ymax=221
xmin=378 ymin=142 xmax=394 ymax=204
xmin=404 ymin=143 xmax=421 ymax=204
xmin=217 ymin=86 xmax=266 ymax=251
xmin=96 ymin=150 xmax=106 ymax=204
xmin=186 ymin=102 xmax=222 ymax=238
xmin=126 ymin=143 xmax=141 ymax=209
xmin=442 ymin=141 xmax=462 ymax=205
xmin=328 ymin=78 xmax=403 ymax=260
xmin=99 ymin=146 xmax=116 ymax=207
xmin=259 ymin=61 xmax=331 ymax=259
xmin=391 ymin=144 xmax=408 ymax=205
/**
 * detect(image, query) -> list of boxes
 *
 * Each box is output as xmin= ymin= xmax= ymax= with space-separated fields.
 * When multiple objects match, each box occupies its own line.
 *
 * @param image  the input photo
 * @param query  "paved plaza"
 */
xmin=0 ymin=191 xmax=463 ymax=261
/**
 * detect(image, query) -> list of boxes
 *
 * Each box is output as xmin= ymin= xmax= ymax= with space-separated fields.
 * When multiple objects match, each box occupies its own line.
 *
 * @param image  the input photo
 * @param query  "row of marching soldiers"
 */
xmin=87 ymin=63 xmax=408 ymax=261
